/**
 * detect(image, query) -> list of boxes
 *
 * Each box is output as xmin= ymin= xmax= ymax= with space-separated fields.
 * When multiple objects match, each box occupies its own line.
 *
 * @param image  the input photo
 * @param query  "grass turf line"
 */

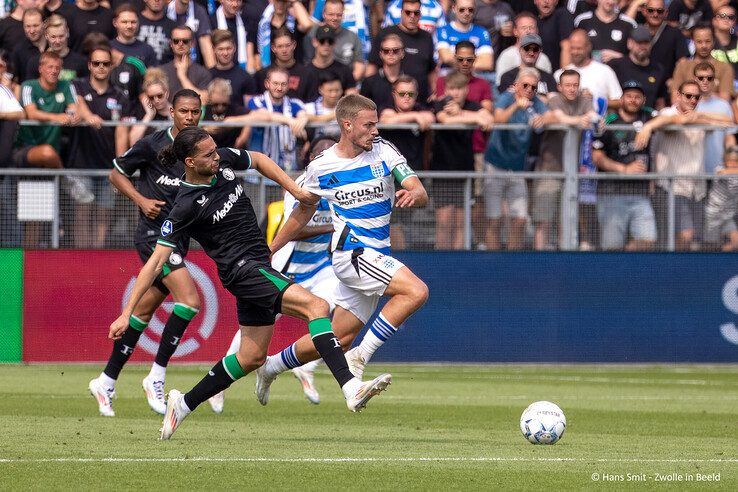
xmin=0 ymin=364 xmax=736 ymax=490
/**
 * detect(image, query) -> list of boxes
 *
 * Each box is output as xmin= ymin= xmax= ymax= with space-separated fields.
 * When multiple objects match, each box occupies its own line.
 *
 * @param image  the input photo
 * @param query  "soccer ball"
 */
xmin=520 ymin=401 xmax=566 ymax=445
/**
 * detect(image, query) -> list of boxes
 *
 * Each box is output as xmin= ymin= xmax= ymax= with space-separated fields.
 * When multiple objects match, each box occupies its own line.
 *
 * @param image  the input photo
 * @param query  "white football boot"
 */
xmin=255 ymin=364 xmax=278 ymax=406
xmin=344 ymin=347 xmax=367 ymax=380
xmin=160 ymin=389 xmax=189 ymax=440
xmin=88 ymin=378 xmax=116 ymax=417
xmin=292 ymin=366 xmax=320 ymax=404
xmin=346 ymin=373 xmax=392 ymax=412
xmin=142 ymin=376 xmax=167 ymax=415
xmin=208 ymin=391 xmax=225 ymax=414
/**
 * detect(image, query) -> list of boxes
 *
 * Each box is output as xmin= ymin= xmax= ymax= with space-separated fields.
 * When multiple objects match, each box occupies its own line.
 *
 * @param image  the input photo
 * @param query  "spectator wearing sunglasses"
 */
xmin=694 ymin=62 xmax=737 ymax=175
xmin=361 ymin=34 xmax=405 ymax=111
xmin=383 ymin=0 xmax=446 ymax=35
xmin=711 ymin=4 xmax=738 ymax=82
xmin=159 ymin=25 xmax=212 ymax=102
xmin=633 ymin=0 xmax=689 ymax=80
xmin=302 ymin=25 xmax=356 ymax=102
xmin=436 ymin=0 xmax=493 ymax=74
xmin=671 ymin=24 xmax=734 ymax=103
xmin=498 ymin=34 xmax=557 ymax=99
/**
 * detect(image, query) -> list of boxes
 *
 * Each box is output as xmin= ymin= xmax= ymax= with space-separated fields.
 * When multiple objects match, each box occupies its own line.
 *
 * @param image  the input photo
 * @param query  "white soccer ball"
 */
xmin=520 ymin=401 xmax=566 ymax=445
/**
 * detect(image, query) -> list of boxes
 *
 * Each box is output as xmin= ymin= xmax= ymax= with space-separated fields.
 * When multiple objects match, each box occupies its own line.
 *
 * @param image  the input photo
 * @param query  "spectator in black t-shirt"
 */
xmin=70 ymin=45 xmax=131 ymax=248
xmin=668 ymin=0 xmax=713 ymax=34
xmin=138 ymin=0 xmax=177 ymax=65
xmin=0 ymin=0 xmax=31 ymax=53
xmin=360 ymin=33 xmax=404 ymax=112
xmin=573 ymin=0 xmax=636 ymax=63
xmin=202 ymin=77 xmax=250 ymax=148
xmin=535 ymin=0 xmax=574 ymax=72
xmin=67 ymin=0 xmax=115 ymax=53
xmin=111 ymin=4 xmax=158 ymax=67
xmin=607 ymin=26 xmax=667 ymax=109
xmin=498 ymin=34 xmax=558 ymax=99
xmin=26 ymin=14 xmax=89 ymax=82
xmin=379 ymin=74 xmax=434 ymax=250
xmin=41 ymin=0 xmax=77 ymax=20
xmin=210 ymin=29 xmax=257 ymax=109
xmin=430 ymin=70 xmax=494 ymax=250
xmin=638 ymin=0 xmax=689 ymax=79
xmin=12 ymin=8 xmax=46 ymax=82
xmin=379 ymin=74 xmax=433 ymax=170
xmin=367 ymin=0 xmax=436 ymax=104
xmin=159 ymin=25 xmax=212 ymax=101
xmin=253 ymin=27 xmax=310 ymax=100
xmin=302 ymin=25 xmax=356 ymax=102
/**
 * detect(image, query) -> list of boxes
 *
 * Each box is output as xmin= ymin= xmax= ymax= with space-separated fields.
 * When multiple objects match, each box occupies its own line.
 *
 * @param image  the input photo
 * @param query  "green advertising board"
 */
xmin=0 ymin=249 xmax=22 ymax=362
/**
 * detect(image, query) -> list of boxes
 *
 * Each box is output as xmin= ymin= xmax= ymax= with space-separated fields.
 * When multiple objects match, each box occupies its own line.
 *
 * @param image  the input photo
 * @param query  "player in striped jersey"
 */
xmin=211 ymin=137 xmax=338 ymax=410
xmin=254 ymin=94 xmax=429 ymax=404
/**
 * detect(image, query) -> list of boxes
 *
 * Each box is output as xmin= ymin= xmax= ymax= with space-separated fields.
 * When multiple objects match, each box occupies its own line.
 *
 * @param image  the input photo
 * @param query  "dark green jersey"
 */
xmin=16 ymin=79 xmax=76 ymax=151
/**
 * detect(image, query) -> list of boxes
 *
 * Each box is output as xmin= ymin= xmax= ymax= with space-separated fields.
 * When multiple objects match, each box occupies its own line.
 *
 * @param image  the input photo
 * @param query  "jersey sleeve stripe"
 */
xmin=317 ymin=162 xmax=390 ymax=189
xmin=112 ymin=159 xmax=133 ymax=177
xmin=332 ymin=199 xmax=392 ymax=219
xmin=157 ymin=239 xmax=177 ymax=248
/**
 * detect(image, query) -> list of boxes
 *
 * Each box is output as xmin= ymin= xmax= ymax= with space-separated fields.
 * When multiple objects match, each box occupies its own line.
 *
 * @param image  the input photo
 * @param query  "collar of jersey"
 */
xmin=180 ymin=175 xmax=217 ymax=188
xmin=167 ymin=127 xmax=174 ymax=141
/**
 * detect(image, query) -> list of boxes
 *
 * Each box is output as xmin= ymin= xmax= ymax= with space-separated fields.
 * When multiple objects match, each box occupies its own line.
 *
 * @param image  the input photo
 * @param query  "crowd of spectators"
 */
xmin=2 ymin=0 xmax=738 ymax=252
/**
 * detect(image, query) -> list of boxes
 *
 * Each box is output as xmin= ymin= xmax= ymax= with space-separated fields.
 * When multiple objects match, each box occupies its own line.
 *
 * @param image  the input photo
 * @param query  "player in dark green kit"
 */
xmin=89 ymin=90 xmax=217 ymax=417
xmin=109 ymin=127 xmax=392 ymax=440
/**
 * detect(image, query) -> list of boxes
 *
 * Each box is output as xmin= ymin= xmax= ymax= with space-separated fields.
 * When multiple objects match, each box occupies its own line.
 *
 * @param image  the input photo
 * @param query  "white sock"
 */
xmin=263 ymin=353 xmax=289 ymax=376
xmin=178 ymin=396 xmax=192 ymax=415
xmin=98 ymin=372 xmax=116 ymax=390
xmin=341 ymin=377 xmax=362 ymax=399
xmin=358 ymin=313 xmax=399 ymax=362
xmin=299 ymin=359 xmax=321 ymax=373
xmin=148 ymin=362 xmax=166 ymax=381
xmin=226 ymin=329 xmax=241 ymax=356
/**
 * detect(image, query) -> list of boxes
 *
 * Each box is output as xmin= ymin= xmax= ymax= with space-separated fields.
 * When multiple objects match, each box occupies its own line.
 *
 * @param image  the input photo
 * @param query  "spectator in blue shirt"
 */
xmin=435 ymin=0 xmax=493 ymax=73
xmin=484 ymin=67 xmax=555 ymax=249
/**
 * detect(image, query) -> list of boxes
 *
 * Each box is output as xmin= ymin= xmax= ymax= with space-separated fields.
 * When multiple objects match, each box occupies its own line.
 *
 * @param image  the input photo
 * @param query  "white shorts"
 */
xmin=331 ymin=248 xmax=405 ymax=324
xmin=299 ymin=264 xmax=340 ymax=311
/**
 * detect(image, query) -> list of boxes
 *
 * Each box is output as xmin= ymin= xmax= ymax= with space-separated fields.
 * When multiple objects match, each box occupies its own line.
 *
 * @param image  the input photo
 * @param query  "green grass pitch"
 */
xmin=0 ymin=364 xmax=736 ymax=490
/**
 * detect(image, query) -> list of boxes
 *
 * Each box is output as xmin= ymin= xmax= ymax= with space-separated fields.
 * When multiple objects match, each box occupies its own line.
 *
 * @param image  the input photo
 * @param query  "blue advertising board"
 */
xmin=368 ymin=253 xmax=738 ymax=363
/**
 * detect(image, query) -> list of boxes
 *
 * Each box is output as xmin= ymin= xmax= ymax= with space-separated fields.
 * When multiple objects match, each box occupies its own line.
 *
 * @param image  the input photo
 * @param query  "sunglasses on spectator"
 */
xmin=172 ymin=38 xmax=192 ymax=44
xmin=318 ymin=38 xmax=335 ymax=45
xmin=680 ymin=92 xmax=700 ymax=101
xmin=381 ymin=47 xmax=403 ymax=54
xmin=395 ymin=90 xmax=416 ymax=98
xmin=717 ymin=12 xmax=737 ymax=20
xmin=90 ymin=60 xmax=112 ymax=67
xmin=520 ymin=82 xmax=537 ymax=91
xmin=696 ymin=75 xmax=715 ymax=81
xmin=403 ymin=9 xmax=421 ymax=17
xmin=458 ymin=7 xmax=474 ymax=13
xmin=456 ymin=56 xmax=475 ymax=63
xmin=645 ymin=7 xmax=665 ymax=14
xmin=523 ymin=45 xmax=541 ymax=53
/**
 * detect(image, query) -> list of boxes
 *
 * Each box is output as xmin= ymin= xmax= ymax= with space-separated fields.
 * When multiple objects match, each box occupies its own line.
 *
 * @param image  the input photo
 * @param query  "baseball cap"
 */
xmin=622 ymin=80 xmax=645 ymax=94
xmin=520 ymin=34 xmax=543 ymax=48
xmin=629 ymin=26 xmax=652 ymax=42
xmin=315 ymin=25 xmax=336 ymax=41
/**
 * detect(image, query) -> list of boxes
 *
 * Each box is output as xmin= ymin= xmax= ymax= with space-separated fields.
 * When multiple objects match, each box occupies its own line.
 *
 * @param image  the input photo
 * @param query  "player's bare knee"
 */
xmin=409 ymin=280 xmax=429 ymax=308
xmin=238 ymin=351 xmax=267 ymax=372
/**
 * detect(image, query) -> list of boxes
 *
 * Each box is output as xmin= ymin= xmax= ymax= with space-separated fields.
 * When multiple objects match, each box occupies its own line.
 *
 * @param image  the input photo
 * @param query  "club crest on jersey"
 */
xmin=370 ymin=162 xmax=385 ymax=178
xmin=161 ymin=220 xmax=173 ymax=236
xmin=222 ymin=168 xmax=235 ymax=181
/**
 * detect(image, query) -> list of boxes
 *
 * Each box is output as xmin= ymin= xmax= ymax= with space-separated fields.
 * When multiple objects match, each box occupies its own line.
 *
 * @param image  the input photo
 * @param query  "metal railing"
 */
xmin=2 ymin=120 xmax=736 ymax=251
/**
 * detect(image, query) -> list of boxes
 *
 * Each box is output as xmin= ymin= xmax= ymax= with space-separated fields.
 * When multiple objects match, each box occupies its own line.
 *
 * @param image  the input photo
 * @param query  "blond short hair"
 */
xmin=335 ymin=94 xmax=376 ymax=125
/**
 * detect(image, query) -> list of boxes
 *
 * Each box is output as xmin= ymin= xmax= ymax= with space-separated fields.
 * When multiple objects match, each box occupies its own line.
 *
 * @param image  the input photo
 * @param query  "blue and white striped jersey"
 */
xmin=435 ymin=23 xmax=492 ymax=56
xmin=303 ymin=139 xmax=410 ymax=256
xmin=383 ymin=0 xmax=446 ymax=34
xmin=275 ymin=182 xmax=333 ymax=283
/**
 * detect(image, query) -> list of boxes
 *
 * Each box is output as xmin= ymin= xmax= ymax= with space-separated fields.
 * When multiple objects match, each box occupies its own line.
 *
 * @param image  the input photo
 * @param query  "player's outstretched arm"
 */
xmin=395 ymin=175 xmax=428 ymax=208
xmin=270 ymin=201 xmax=319 ymax=254
xmin=109 ymin=244 xmax=173 ymax=340
xmin=249 ymin=151 xmax=318 ymax=204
